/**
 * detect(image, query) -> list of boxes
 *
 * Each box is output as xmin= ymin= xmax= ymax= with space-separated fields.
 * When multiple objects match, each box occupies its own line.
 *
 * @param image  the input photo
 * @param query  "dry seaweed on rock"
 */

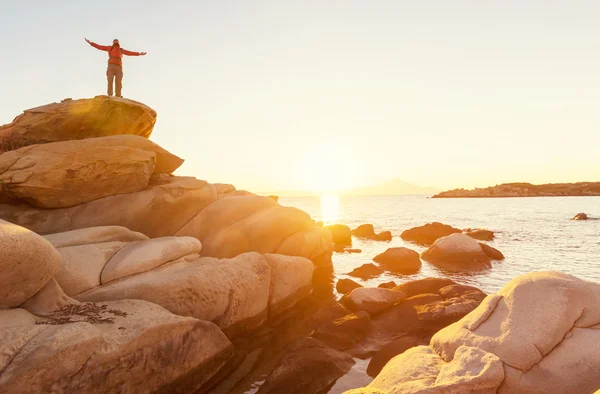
xmin=35 ymin=303 xmax=128 ymax=325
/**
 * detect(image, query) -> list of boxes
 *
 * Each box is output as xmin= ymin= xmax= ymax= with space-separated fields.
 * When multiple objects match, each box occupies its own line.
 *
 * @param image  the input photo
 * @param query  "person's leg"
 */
xmin=115 ymin=67 xmax=123 ymax=97
xmin=106 ymin=66 xmax=115 ymax=96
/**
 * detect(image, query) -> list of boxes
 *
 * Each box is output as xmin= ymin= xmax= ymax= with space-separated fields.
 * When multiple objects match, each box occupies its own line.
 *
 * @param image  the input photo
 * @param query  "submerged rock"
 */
xmin=373 ymin=247 xmax=421 ymax=274
xmin=348 ymin=263 xmax=384 ymax=279
xmin=0 ymin=96 xmax=157 ymax=149
xmin=573 ymin=212 xmax=588 ymax=220
xmin=464 ymin=228 xmax=495 ymax=241
xmin=313 ymin=311 xmax=370 ymax=350
xmin=400 ymin=222 xmax=462 ymax=246
xmin=420 ymin=233 xmax=491 ymax=271
xmin=257 ymin=338 xmax=354 ymax=394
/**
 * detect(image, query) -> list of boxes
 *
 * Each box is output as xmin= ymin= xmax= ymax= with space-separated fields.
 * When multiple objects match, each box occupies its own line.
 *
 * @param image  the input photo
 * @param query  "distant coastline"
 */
xmin=432 ymin=182 xmax=600 ymax=198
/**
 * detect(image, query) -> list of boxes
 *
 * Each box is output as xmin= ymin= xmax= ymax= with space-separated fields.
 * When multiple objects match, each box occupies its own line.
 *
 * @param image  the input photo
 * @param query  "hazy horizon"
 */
xmin=2 ymin=1 xmax=599 ymax=193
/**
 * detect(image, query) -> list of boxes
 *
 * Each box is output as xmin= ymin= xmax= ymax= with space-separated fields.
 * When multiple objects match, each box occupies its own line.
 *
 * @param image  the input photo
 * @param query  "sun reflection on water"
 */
xmin=320 ymin=195 xmax=340 ymax=225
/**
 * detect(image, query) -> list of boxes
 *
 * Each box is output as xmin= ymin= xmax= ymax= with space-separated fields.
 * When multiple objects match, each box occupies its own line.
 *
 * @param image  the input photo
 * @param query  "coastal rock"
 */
xmin=371 ymin=230 xmax=392 ymax=241
xmin=573 ymin=212 xmax=588 ymax=220
xmin=464 ymin=228 xmax=495 ymax=241
xmin=431 ymin=271 xmax=600 ymax=393
xmin=76 ymin=252 xmax=272 ymax=336
xmin=0 ymin=141 xmax=156 ymax=208
xmin=479 ymin=243 xmax=505 ymax=260
xmin=336 ymin=278 xmax=363 ymax=295
xmin=348 ymin=263 xmax=383 ymax=279
xmin=0 ymin=96 xmax=157 ymax=149
xmin=433 ymin=182 xmax=600 ymax=198
xmin=349 ymin=345 xmax=504 ymax=393
xmin=311 ymin=301 xmax=352 ymax=327
xmin=263 ymin=254 xmax=314 ymax=318
xmin=257 ymin=338 xmax=354 ymax=394
xmin=44 ymin=226 xmax=148 ymax=248
xmin=367 ymin=335 xmax=429 ymax=377
xmin=0 ymin=176 xmax=217 ymax=238
xmin=378 ymin=281 xmax=397 ymax=289
xmin=400 ymin=222 xmax=462 ymax=246
xmin=345 ymin=287 xmax=407 ymax=315
xmin=54 ymin=242 xmax=127 ymax=296
xmin=324 ymin=224 xmax=352 ymax=245
xmin=351 ymin=224 xmax=375 ymax=238
xmin=0 ymin=219 xmax=61 ymax=308
xmin=313 ymin=311 xmax=370 ymax=350
xmin=0 ymin=299 xmax=234 ymax=394
xmin=21 ymin=278 xmax=78 ymax=316
xmin=420 ymin=233 xmax=491 ymax=271
xmin=100 ymin=236 xmax=202 ymax=284
xmin=373 ymin=247 xmax=421 ymax=274
xmin=393 ymin=277 xmax=455 ymax=297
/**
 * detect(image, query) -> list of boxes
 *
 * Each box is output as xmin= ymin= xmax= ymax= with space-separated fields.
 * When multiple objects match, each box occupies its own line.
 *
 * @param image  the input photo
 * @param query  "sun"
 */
xmin=293 ymin=142 xmax=357 ymax=194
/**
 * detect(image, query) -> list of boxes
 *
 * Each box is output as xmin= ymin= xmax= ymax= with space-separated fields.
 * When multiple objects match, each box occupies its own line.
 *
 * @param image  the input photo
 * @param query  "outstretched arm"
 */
xmin=85 ymin=37 xmax=110 ymax=51
xmin=122 ymin=48 xmax=147 ymax=56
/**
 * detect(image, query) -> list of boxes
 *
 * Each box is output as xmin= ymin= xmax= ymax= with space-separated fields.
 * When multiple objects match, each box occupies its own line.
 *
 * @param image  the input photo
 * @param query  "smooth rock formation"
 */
xmin=371 ymin=231 xmax=392 ymax=241
xmin=0 ymin=300 xmax=234 ymax=394
xmin=367 ymin=335 xmax=429 ymax=377
xmin=263 ymin=254 xmax=314 ymax=318
xmin=348 ymin=263 xmax=384 ymax=279
xmin=400 ymin=222 xmax=462 ymax=246
xmin=479 ymin=243 xmax=505 ymax=260
xmin=464 ymin=228 xmax=495 ymax=241
xmin=336 ymin=278 xmax=363 ymax=295
xmin=0 ymin=135 xmax=183 ymax=208
xmin=0 ymin=219 xmax=61 ymax=308
xmin=20 ymin=279 xmax=79 ymax=316
xmin=420 ymin=233 xmax=491 ymax=271
xmin=373 ymin=247 xmax=421 ymax=274
xmin=0 ymin=96 xmax=157 ymax=148
xmin=100 ymin=236 xmax=202 ymax=284
xmin=393 ymin=277 xmax=455 ymax=297
xmin=351 ymin=271 xmax=600 ymax=393
xmin=325 ymin=224 xmax=352 ymax=245
xmin=378 ymin=281 xmax=397 ymax=289
xmin=44 ymin=226 xmax=148 ymax=248
xmin=313 ymin=311 xmax=370 ymax=350
xmin=258 ymin=338 xmax=354 ymax=394
xmin=311 ymin=301 xmax=352 ymax=327
xmin=345 ymin=288 xmax=407 ymax=315
xmin=76 ymin=252 xmax=272 ymax=335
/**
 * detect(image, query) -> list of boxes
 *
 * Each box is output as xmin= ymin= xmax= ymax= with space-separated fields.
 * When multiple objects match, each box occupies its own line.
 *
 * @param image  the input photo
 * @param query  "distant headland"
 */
xmin=432 ymin=182 xmax=600 ymax=198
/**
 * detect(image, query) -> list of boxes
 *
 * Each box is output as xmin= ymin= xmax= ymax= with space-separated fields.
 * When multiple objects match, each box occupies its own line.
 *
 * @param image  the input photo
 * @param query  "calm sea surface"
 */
xmin=279 ymin=195 xmax=600 ymax=293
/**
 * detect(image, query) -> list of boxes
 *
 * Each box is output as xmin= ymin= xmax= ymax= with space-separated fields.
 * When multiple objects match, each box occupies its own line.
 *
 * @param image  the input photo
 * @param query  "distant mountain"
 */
xmin=342 ymin=179 xmax=440 ymax=196
xmin=432 ymin=182 xmax=600 ymax=198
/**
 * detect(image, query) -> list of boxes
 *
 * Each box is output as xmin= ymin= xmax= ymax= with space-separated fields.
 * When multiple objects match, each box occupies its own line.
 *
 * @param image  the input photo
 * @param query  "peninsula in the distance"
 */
xmin=433 ymin=182 xmax=600 ymax=198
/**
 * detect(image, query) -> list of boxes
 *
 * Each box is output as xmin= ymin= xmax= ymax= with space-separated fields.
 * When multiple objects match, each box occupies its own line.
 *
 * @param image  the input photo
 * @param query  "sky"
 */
xmin=1 ymin=1 xmax=599 ymax=193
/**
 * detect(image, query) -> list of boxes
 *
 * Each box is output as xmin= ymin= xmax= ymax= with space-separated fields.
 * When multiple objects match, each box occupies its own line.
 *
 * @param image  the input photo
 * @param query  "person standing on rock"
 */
xmin=84 ymin=38 xmax=147 ymax=98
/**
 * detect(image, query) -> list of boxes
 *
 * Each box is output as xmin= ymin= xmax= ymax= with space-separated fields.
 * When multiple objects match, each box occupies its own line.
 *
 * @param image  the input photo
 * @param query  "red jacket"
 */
xmin=89 ymin=42 xmax=142 ymax=66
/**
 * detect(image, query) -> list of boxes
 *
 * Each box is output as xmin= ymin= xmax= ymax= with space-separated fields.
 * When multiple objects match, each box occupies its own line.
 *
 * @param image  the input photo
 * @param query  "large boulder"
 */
xmin=100 ymin=236 xmax=202 ymax=284
xmin=336 ymin=278 xmax=363 ymax=295
xmin=432 ymin=271 xmax=600 ymax=393
xmin=44 ymin=226 xmax=148 ymax=248
xmin=263 ymin=254 xmax=314 ymax=318
xmin=350 ymin=272 xmax=600 ymax=393
xmin=0 ymin=300 xmax=234 ymax=393
xmin=420 ymin=233 xmax=491 ymax=271
xmin=75 ymin=252 xmax=272 ymax=336
xmin=373 ymin=247 xmax=421 ymax=274
xmin=0 ymin=219 xmax=61 ymax=308
xmin=400 ymin=222 xmax=462 ymax=246
xmin=0 ymin=96 xmax=157 ymax=149
xmin=366 ymin=335 xmax=429 ymax=377
xmin=257 ymin=338 xmax=354 ymax=394
xmin=0 ymin=135 xmax=183 ymax=209
xmin=0 ymin=176 xmax=217 ymax=238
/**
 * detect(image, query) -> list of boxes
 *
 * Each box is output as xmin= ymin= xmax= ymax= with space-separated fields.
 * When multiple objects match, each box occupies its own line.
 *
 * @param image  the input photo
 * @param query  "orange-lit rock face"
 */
xmin=0 ymin=96 xmax=157 ymax=150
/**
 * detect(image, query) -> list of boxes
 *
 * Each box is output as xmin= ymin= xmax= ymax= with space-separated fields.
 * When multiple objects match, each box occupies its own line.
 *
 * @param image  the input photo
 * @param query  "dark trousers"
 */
xmin=107 ymin=64 xmax=124 ymax=97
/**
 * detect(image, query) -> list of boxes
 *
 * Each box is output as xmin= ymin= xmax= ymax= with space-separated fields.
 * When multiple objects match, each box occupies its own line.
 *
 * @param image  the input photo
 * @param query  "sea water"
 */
xmin=280 ymin=195 xmax=600 ymax=293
